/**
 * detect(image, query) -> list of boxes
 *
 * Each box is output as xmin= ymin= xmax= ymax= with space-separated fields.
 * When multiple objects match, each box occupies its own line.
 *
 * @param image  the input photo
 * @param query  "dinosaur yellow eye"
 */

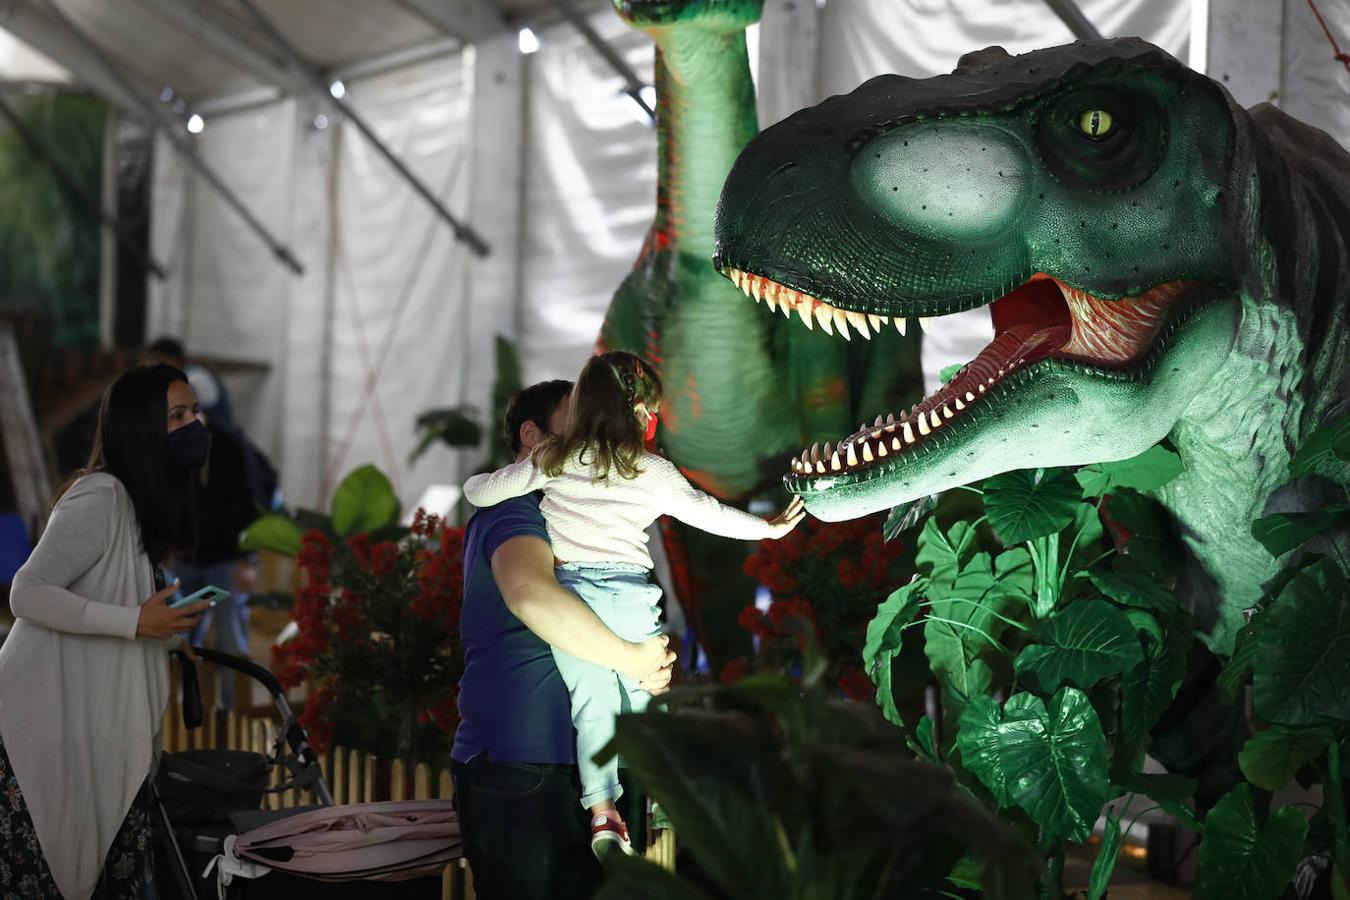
xmin=1078 ymin=109 xmax=1113 ymax=139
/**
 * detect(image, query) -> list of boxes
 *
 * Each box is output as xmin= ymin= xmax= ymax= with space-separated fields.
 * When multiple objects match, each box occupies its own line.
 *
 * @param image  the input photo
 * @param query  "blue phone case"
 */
xmin=170 ymin=585 xmax=230 ymax=609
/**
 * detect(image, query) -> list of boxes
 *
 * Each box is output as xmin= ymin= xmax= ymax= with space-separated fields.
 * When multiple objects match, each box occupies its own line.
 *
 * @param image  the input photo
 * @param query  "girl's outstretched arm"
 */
xmin=462 ymin=456 xmax=553 ymax=507
xmin=653 ymin=456 xmax=806 ymax=540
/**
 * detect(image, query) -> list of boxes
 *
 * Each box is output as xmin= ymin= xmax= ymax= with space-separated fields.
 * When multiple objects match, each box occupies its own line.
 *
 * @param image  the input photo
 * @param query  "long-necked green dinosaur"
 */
xmin=601 ymin=0 xmax=921 ymax=663
xmin=714 ymin=39 xmax=1350 ymax=651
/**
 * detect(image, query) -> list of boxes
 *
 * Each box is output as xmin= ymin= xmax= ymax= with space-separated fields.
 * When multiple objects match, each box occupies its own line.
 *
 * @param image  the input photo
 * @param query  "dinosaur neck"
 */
xmin=649 ymin=28 xmax=759 ymax=257
xmin=1155 ymin=296 xmax=1305 ymax=652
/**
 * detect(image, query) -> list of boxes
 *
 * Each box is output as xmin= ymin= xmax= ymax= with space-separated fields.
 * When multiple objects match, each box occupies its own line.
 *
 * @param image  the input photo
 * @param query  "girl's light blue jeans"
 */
xmin=553 ymin=561 xmax=662 ymax=809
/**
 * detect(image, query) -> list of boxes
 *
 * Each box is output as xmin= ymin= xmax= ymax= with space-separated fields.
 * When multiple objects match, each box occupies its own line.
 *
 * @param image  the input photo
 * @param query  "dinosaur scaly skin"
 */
xmin=714 ymin=40 xmax=1350 ymax=651
xmin=603 ymin=0 xmax=921 ymax=662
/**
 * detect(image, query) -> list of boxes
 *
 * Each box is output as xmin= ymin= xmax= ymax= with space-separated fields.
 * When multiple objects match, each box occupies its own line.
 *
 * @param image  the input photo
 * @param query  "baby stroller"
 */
xmin=151 ymin=647 xmax=461 ymax=900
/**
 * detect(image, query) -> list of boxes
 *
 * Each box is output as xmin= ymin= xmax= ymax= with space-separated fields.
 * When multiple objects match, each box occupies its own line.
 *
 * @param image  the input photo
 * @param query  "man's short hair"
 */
xmin=145 ymin=336 xmax=186 ymax=366
xmin=503 ymin=380 xmax=573 ymax=456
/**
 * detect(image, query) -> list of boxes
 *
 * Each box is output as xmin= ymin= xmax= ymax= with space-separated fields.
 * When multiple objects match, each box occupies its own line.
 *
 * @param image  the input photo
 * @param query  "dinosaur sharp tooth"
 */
xmin=862 ymin=442 xmax=874 ymax=462
xmin=978 ymin=383 xmax=986 ymax=393
xmin=811 ymin=442 xmax=820 ymax=462
xmin=846 ymin=443 xmax=858 ymax=466
xmin=874 ymin=415 xmax=884 ymax=428
xmin=918 ymin=415 xmax=931 ymax=436
xmin=830 ymin=450 xmax=841 ymax=471
xmin=954 ymin=398 xmax=965 ymax=411
xmin=929 ymin=409 xmax=943 ymax=428
xmin=885 ymin=413 xmax=895 ymax=424
xmin=876 ymin=440 xmax=887 ymax=457
xmin=895 ymin=317 xmax=907 ymax=336
xmin=877 ymin=315 xmax=890 ymax=324
xmin=964 ymin=392 xmax=975 ymax=402
xmin=815 ymin=459 xmax=826 ymax=474
xmin=813 ymin=303 xmax=835 ymax=334
xmin=918 ymin=316 xmax=932 ymax=334
xmin=781 ymin=298 xmax=792 ymax=318
xmin=867 ymin=314 xmax=883 ymax=332
xmin=796 ymin=301 xmax=814 ymax=330
xmin=832 ymin=307 xmax=852 ymax=341
xmin=750 ymin=277 xmax=763 ymax=301
xmin=942 ymin=405 xmax=954 ymax=420
xmin=902 ymin=421 xmax=916 ymax=443
xmin=730 ymin=269 xmax=743 ymax=288
xmin=891 ymin=436 xmax=903 ymax=451
xmin=846 ymin=311 xmax=871 ymax=340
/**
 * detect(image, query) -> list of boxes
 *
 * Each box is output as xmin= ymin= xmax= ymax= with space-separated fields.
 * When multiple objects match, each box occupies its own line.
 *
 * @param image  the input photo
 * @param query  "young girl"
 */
xmin=463 ymin=350 xmax=804 ymax=856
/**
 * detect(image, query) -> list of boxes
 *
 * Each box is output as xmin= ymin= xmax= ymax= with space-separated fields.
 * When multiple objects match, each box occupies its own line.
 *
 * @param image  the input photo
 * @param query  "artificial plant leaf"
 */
xmin=947 ymin=855 xmax=982 ymax=890
xmin=1102 ymin=489 xmax=1181 ymax=580
xmin=1015 ymin=600 xmax=1145 ymax=694
xmin=1193 ymin=784 xmax=1308 ymax=900
xmin=884 ymin=494 xmax=937 ymax=541
xmin=956 ymin=689 xmax=1113 ymax=842
xmin=1218 ymin=618 xmax=1261 ymax=705
xmin=1238 ymin=725 xmax=1333 ymax=791
xmin=1076 ymin=444 xmax=1185 ymax=497
xmin=239 ymin=513 xmax=303 ymax=557
xmin=915 ymin=518 xmax=978 ymax=595
xmin=1252 ymin=557 xmax=1350 ymax=726
xmin=1251 ymin=507 xmax=1350 ymax=558
xmin=1120 ymin=632 xmax=1181 ymax=752
xmin=409 ymin=406 xmax=483 ymax=463
xmin=982 ymin=468 xmax=1082 ymax=544
xmin=925 ymin=551 xmax=1018 ymax=720
xmin=1087 ymin=806 xmax=1123 ymax=900
xmin=1090 ymin=571 xmax=1181 ymax=613
xmin=1288 ymin=412 xmax=1350 ymax=480
xmin=909 ymin=715 xmax=938 ymax=763
xmin=1059 ymin=502 xmax=1106 ymax=602
xmin=1112 ymin=771 xmax=1200 ymax=830
xmin=993 ymin=546 xmax=1035 ymax=609
xmin=330 ymin=465 xmax=400 ymax=537
xmin=863 ymin=579 xmax=925 ymax=674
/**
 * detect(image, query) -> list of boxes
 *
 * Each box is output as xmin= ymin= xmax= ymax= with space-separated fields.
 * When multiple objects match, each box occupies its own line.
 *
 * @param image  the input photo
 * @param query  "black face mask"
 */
xmin=167 ymin=420 xmax=210 ymax=469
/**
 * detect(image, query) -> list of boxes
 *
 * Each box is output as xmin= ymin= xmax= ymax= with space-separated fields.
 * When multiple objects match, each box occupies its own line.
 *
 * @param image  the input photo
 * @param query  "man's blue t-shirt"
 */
xmin=451 ymin=494 xmax=576 ymax=765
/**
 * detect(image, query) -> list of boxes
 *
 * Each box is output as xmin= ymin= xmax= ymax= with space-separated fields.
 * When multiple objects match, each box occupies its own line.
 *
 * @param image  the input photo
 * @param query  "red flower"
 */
xmin=737 ymin=604 xmax=769 ymax=638
xmin=346 ymin=533 xmax=372 ymax=568
xmin=838 ymin=665 xmax=874 ymax=702
xmin=370 ymin=541 xmax=399 ymax=578
xmin=719 ymin=657 xmax=749 ymax=684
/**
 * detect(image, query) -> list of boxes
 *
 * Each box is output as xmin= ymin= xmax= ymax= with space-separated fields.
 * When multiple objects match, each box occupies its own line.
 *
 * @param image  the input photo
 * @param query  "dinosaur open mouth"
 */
xmin=717 ymin=267 xmax=1196 ymax=479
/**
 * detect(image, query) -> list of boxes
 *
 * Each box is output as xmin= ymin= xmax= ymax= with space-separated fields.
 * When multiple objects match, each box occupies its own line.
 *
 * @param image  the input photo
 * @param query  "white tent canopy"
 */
xmin=1 ymin=0 xmax=1346 ymax=513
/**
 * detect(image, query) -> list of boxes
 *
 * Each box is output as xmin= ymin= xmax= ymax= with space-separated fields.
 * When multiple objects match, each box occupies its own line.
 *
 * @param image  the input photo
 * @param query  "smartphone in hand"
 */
xmin=169 ymin=585 xmax=230 ymax=610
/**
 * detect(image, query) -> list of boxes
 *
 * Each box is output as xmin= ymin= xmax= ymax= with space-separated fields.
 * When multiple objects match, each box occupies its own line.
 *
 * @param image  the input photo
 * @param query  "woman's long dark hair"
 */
xmin=535 ymin=350 xmax=662 ymax=482
xmin=71 ymin=363 xmax=198 ymax=563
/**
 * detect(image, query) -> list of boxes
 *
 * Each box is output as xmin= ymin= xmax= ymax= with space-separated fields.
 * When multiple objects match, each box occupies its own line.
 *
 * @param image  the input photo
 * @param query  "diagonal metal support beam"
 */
xmin=552 ymin=0 xmax=653 ymax=122
xmin=387 ymin=0 xmax=506 ymax=44
xmin=127 ymin=0 xmax=308 ymax=94
xmin=234 ymin=0 xmax=490 ymax=258
xmin=0 ymin=92 xmax=167 ymax=280
xmin=24 ymin=0 xmax=305 ymax=273
xmin=1042 ymin=0 xmax=1102 ymax=41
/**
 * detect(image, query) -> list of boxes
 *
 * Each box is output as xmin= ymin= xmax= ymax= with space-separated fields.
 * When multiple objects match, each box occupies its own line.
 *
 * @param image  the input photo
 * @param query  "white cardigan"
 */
xmin=0 ymin=473 xmax=172 ymax=900
xmin=463 ymin=449 xmax=774 ymax=569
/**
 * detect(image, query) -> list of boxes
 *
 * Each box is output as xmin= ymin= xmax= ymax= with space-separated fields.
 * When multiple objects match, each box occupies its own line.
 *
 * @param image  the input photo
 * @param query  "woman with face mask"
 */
xmin=0 ymin=363 xmax=213 ymax=899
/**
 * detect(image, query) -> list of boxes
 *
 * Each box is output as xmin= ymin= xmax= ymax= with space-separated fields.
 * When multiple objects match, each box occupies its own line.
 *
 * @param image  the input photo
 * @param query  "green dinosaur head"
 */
xmin=714 ymin=39 xmax=1267 ymax=520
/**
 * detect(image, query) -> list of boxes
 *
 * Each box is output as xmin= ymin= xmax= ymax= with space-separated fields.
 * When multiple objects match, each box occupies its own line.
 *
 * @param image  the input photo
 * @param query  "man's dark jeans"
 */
xmin=451 ymin=755 xmax=646 ymax=900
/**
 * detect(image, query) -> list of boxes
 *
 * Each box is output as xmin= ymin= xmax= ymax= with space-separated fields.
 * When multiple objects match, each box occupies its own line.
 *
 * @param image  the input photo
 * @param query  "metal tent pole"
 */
xmin=552 ymin=0 xmax=654 ymax=122
xmin=1042 ymin=0 xmax=1102 ymax=41
xmin=233 ymin=0 xmax=491 ymax=258
xmin=31 ymin=0 xmax=305 ymax=274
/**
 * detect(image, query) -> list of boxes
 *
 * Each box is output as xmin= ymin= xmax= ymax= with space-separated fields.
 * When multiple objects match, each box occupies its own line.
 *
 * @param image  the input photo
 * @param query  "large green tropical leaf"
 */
xmin=1089 ymin=571 xmax=1180 ymax=613
xmin=925 ymin=552 xmax=1019 ymax=719
xmin=1251 ymin=507 xmax=1350 ymax=558
xmin=1238 ymin=725 xmax=1333 ymax=791
xmin=239 ymin=513 xmax=303 ymax=557
xmin=330 ymin=465 xmax=400 ymax=537
xmin=1102 ymin=489 xmax=1182 ymax=580
xmin=1113 ymin=771 xmax=1200 ymax=830
xmin=863 ymin=579 xmax=926 ymax=727
xmin=1193 ymin=784 xmax=1308 ymax=900
xmin=1252 ymin=558 xmax=1350 ymax=726
xmin=1015 ymin=601 xmax=1145 ymax=694
xmin=1289 ymin=412 xmax=1350 ymax=479
xmin=1218 ymin=618 xmax=1261 ymax=705
xmin=1076 ymin=444 xmax=1185 ymax=497
xmin=915 ymin=518 xmax=978 ymax=595
xmin=982 ymin=468 xmax=1082 ymax=543
xmin=1119 ymin=630 xmax=1183 ymax=752
xmin=957 ymin=689 xmax=1112 ymax=842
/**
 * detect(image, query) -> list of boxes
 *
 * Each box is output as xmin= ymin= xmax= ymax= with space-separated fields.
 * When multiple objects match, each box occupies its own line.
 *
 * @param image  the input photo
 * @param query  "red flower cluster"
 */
xmin=270 ymin=510 xmax=466 ymax=758
xmin=739 ymin=513 xmax=902 ymax=700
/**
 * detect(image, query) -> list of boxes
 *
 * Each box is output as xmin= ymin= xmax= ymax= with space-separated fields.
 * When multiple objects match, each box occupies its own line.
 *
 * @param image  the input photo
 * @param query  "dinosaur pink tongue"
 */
xmin=957 ymin=324 xmax=1071 ymax=390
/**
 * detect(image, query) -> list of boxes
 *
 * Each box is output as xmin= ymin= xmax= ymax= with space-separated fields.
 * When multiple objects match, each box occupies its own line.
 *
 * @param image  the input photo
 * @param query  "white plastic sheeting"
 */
xmin=146 ymin=0 xmax=1350 ymax=512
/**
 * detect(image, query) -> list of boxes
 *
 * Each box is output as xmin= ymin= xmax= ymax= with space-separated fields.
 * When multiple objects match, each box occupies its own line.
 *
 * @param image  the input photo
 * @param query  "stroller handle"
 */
xmin=186 ymin=647 xmax=286 ymax=699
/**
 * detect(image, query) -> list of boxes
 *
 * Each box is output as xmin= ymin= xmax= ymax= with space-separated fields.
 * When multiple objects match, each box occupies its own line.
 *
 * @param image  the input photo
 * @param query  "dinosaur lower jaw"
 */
xmin=719 ymin=266 xmax=1212 ymax=482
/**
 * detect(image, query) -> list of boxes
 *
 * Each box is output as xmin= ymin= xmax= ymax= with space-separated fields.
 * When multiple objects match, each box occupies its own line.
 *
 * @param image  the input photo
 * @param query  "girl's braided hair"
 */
xmin=534 ymin=350 xmax=662 ymax=481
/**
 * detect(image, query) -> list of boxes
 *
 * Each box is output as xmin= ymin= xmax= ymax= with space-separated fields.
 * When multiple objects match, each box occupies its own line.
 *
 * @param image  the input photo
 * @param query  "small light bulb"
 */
xmin=329 ymin=80 xmax=346 ymax=99
xmin=159 ymin=86 xmax=174 ymax=102
xmin=314 ymin=113 xmax=329 ymax=130
xmin=186 ymin=114 xmax=204 ymax=134
xmin=517 ymin=27 xmax=539 ymax=54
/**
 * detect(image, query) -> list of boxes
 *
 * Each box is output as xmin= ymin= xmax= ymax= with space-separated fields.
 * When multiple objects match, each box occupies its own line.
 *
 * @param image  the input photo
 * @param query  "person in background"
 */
xmin=0 ymin=363 xmax=211 ymax=899
xmin=452 ymin=378 xmax=675 ymax=900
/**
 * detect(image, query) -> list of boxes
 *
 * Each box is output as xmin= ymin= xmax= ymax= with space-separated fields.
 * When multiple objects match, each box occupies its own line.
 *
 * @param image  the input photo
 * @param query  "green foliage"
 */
xmin=595 ymin=665 xmax=1034 ymax=900
xmin=1112 ymin=771 xmax=1201 ymax=829
xmin=1014 ymin=600 xmax=1144 ymax=694
xmin=1194 ymin=784 xmax=1309 ymax=900
xmin=1288 ymin=412 xmax=1350 ymax=479
xmin=1251 ymin=506 xmax=1350 ymax=557
xmin=1238 ymin=725 xmax=1334 ymax=791
xmin=1087 ymin=806 xmax=1123 ymax=900
xmin=1251 ymin=557 xmax=1350 ymax=726
xmin=331 ymin=465 xmax=400 ymax=537
xmin=1075 ymin=444 xmax=1184 ymax=496
xmin=957 ymin=688 xmax=1112 ymax=842
xmin=1100 ymin=488 xmax=1182 ymax=580
xmin=982 ymin=468 xmax=1081 ymax=543
xmin=862 ymin=579 xmax=924 ymax=727
xmin=410 ymin=336 xmax=523 ymax=469
xmin=240 ymin=513 xmax=304 ymax=556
